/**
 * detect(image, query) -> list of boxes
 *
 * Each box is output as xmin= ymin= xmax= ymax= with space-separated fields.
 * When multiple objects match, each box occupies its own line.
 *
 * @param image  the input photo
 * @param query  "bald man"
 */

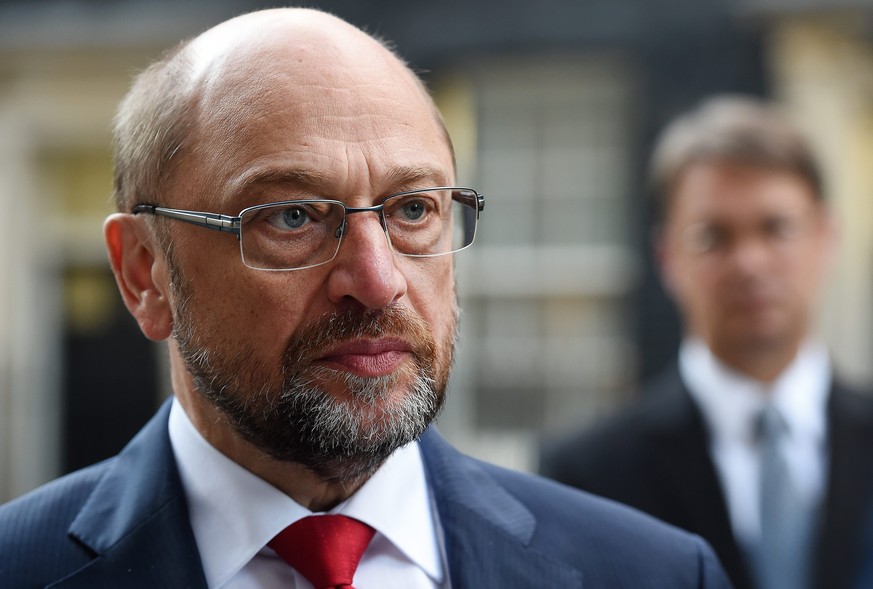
xmin=0 ymin=9 xmax=730 ymax=588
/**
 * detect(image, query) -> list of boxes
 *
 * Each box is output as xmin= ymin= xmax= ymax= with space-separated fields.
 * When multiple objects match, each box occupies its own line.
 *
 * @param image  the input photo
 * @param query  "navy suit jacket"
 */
xmin=540 ymin=366 xmax=873 ymax=589
xmin=1 ymin=400 xmax=732 ymax=588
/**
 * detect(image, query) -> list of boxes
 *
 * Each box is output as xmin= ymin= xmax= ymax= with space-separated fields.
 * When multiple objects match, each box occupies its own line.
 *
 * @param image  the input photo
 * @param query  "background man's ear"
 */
xmin=104 ymin=213 xmax=173 ymax=341
xmin=653 ymin=229 xmax=680 ymax=299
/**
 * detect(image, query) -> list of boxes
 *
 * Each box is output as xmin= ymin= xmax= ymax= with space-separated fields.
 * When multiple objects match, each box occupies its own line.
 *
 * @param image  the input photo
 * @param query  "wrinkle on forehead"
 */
xmin=164 ymin=7 xmax=453 ymax=209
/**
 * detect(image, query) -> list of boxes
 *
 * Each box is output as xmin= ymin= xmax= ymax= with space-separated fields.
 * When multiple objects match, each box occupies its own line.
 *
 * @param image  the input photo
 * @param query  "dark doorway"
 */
xmin=61 ymin=265 xmax=160 ymax=472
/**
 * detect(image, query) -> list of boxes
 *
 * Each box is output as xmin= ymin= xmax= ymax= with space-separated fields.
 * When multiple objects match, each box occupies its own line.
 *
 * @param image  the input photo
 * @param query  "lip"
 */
xmin=721 ymin=297 xmax=784 ymax=324
xmin=316 ymin=338 xmax=414 ymax=377
xmin=726 ymin=291 xmax=777 ymax=311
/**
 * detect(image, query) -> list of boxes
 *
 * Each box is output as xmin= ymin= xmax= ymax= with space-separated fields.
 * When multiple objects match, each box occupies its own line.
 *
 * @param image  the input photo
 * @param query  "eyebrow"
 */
xmin=231 ymin=168 xmax=331 ymax=197
xmin=382 ymin=164 xmax=450 ymax=190
xmin=230 ymin=164 xmax=450 ymax=200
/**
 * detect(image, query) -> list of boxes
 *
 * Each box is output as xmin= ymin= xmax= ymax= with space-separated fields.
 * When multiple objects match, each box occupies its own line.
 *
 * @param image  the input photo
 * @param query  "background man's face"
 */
xmin=659 ymin=160 xmax=833 ymax=361
xmin=157 ymin=29 xmax=459 ymax=481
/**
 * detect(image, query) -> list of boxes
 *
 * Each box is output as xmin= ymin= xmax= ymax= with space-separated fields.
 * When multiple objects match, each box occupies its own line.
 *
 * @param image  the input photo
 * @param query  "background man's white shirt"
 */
xmin=679 ymin=338 xmax=830 ymax=549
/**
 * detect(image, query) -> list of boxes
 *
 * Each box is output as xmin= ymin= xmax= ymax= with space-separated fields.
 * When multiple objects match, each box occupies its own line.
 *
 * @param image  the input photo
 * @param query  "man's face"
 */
xmin=158 ymin=32 xmax=459 ymax=482
xmin=659 ymin=160 xmax=833 ymax=362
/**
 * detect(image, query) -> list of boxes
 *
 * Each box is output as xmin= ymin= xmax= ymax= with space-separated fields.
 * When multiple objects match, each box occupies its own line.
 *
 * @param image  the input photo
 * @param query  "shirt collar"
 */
xmin=333 ymin=431 xmax=444 ymax=583
xmin=679 ymin=338 xmax=831 ymax=444
xmin=168 ymin=398 xmax=444 ymax=588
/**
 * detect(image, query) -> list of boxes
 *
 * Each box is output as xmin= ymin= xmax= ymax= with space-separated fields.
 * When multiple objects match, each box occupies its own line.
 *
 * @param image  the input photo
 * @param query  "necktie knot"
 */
xmin=755 ymin=404 xmax=787 ymax=444
xmin=269 ymin=514 xmax=376 ymax=589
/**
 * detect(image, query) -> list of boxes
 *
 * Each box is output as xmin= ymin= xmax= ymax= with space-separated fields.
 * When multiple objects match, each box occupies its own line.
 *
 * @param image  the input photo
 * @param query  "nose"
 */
xmin=728 ymin=234 xmax=773 ymax=276
xmin=324 ymin=211 xmax=407 ymax=309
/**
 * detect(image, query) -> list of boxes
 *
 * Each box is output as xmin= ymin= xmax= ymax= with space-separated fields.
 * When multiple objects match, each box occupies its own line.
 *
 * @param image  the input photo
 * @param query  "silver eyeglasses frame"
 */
xmin=131 ymin=186 xmax=484 ymax=271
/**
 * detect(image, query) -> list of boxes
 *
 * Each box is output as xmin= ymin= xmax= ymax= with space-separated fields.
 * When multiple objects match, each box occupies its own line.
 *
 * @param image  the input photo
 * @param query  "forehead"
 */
xmin=667 ymin=161 xmax=819 ymax=223
xmin=177 ymin=23 xmax=453 ymax=207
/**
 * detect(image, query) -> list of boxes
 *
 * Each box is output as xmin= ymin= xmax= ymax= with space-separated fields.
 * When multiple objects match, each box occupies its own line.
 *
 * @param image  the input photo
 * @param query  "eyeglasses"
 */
xmin=679 ymin=213 xmax=813 ymax=256
xmin=132 ymin=186 xmax=484 ymax=271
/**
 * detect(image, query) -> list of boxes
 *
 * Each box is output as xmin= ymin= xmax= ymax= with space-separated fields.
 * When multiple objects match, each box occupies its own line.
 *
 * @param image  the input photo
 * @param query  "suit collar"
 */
xmin=53 ymin=400 xmax=206 ymax=589
xmin=814 ymin=383 xmax=873 ymax=589
xmin=642 ymin=370 xmax=755 ymax=589
xmin=53 ymin=402 xmax=583 ymax=588
xmin=651 ymin=369 xmax=873 ymax=589
xmin=419 ymin=428 xmax=582 ymax=587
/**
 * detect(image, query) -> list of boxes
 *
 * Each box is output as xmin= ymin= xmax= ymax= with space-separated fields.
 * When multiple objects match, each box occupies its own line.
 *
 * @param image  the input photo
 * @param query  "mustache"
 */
xmin=283 ymin=305 xmax=436 ymax=369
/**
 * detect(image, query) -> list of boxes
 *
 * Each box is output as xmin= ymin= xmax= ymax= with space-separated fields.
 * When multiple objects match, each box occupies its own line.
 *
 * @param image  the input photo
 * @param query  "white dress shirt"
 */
xmin=679 ymin=338 xmax=830 ymax=550
xmin=168 ymin=399 xmax=448 ymax=588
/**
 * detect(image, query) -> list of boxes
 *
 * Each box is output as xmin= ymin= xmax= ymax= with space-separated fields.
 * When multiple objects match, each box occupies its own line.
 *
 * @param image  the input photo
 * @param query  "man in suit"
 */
xmin=0 ymin=8 xmax=730 ymax=589
xmin=541 ymin=95 xmax=873 ymax=589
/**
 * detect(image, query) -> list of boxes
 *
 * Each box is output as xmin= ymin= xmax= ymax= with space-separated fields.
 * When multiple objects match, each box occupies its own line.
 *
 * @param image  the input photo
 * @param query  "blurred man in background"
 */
xmin=541 ymin=95 xmax=873 ymax=589
xmin=0 ymin=8 xmax=731 ymax=588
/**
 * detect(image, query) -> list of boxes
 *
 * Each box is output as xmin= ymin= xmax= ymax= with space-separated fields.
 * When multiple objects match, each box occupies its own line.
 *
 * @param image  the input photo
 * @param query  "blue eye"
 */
xmin=273 ymin=206 xmax=309 ymax=230
xmin=284 ymin=208 xmax=307 ymax=228
xmin=400 ymin=200 xmax=426 ymax=221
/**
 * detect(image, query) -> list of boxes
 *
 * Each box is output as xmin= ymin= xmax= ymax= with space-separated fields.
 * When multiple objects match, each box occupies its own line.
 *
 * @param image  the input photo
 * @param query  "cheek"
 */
xmin=671 ymin=264 xmax=730 ymax=327
xmin=667 ymin=255 xmax=712 ymax=303
xmin=787 ymin=250 xmax=827 ymax=302
xmin=405 ymin=258 xmax=456 ymax=329
xmin=212 ymin=273 xmax=322 ymax=356
xmin=679 ymin=278 xmax=715 ymax=313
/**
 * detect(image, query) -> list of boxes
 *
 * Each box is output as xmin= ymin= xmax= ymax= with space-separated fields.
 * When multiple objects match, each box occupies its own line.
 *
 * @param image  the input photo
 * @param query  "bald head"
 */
xmin=112 ymin=8 xmax=451 ymax=212
xmin=186 ymin=9 xmax=406 ymax=87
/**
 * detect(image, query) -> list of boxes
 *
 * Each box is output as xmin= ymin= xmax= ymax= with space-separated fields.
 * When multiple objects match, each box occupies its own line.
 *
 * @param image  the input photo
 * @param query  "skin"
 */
xmin=658 ymin=160 xmax=835 ymax=383
xmin=103 ymin=9 xmax=458 ymax=511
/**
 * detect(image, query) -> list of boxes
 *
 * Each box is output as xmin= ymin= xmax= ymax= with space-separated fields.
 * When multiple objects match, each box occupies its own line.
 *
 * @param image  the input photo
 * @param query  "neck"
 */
xmin=190 ymin=391 xmax=368 ymax=510
xmin=170 ymin=359 xmax=366 ymax=512
xmin=707 ymin=338 xmax=802 ymax=384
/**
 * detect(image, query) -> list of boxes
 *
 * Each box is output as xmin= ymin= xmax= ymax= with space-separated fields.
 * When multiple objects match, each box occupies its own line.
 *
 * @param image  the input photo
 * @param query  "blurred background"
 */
xmin=2 ymin=0 xmax=873 ymax=503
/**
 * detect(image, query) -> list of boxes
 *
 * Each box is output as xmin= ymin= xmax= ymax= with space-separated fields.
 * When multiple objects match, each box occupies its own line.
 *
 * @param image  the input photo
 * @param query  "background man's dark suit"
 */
xmin=540 ymin=366 xmax=873 ymax=589
xmin=0 ymin=400 xmax=730 ymax=589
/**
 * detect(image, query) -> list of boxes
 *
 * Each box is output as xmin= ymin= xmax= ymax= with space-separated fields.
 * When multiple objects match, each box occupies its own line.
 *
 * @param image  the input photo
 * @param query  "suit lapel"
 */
xmin=813 ymin=384 xmax=873 ymax=589
xmin=50 ymin=401 xmax=206 ymax=589
xmin=644 ymin=372 xmax=754 ymax=589
xmin=419 ymin=429 xmax=582 ymax=588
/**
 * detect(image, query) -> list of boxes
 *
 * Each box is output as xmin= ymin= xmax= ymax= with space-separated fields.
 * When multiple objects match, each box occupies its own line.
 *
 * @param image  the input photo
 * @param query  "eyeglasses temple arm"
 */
xmin=132 ymin=205 xmax=241 ymax=236
xmin=452 ymin=191 xmax=485 ymax=214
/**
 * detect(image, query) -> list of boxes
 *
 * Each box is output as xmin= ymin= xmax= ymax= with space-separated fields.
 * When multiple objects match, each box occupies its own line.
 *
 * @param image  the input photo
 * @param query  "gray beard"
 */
xmin=168 ymin=259 xmax=453 ymax=485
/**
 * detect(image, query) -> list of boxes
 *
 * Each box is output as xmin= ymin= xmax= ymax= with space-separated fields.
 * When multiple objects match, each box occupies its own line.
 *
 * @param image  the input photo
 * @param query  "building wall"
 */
xmin=767 ymin=14 xmax=873 ymax=386
xmin=0 ymin=47 xmax=164 ymax=501
xmin=434 ymin=55 xmax=640 ymax=469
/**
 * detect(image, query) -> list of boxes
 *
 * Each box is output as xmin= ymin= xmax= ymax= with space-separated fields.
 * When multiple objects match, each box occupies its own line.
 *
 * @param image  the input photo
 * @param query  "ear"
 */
xmin=817 ymin=205 xmax=840 ymax=272
xmin=104 ymin=213 xmax=173 ymax=341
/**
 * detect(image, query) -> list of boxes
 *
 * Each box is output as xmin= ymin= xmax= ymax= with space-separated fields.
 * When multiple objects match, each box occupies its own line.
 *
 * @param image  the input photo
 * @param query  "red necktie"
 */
xmin=268 ymin=515 xmax=376 ymax=589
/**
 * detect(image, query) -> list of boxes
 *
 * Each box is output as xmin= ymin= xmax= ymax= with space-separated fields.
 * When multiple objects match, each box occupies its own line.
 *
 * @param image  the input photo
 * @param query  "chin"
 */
xmin=728 ymin=326 xmax=794 ymax=352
